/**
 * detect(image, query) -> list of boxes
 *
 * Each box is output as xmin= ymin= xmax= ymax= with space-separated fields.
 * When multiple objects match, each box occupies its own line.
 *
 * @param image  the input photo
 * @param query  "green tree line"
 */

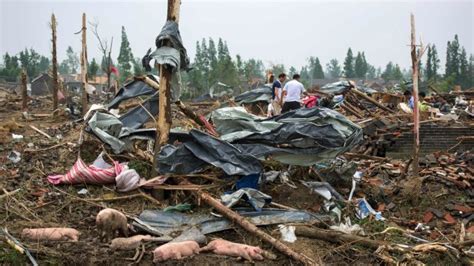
xmin=1 ymin=31 xmax=472 ymax=93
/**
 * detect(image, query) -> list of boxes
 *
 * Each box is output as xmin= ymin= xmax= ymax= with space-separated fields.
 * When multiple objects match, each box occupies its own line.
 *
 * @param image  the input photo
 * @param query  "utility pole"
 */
xmin=81 ymin=13 xmax=88 ymax=115
xmin=152 ymin=0 xmax=181 ymax=174
xmin=410 ymin=13 xmax=426 ymax=177
xmin=21 ymin=69 xmax=27 ymax=110
xmin=51 ymin=13 xmax=59 ymax=111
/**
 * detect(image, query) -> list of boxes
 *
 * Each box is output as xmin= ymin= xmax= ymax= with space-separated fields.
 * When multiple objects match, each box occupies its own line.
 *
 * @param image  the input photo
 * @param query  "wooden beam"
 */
xmin=350 ymin=89 xmax=395 ymax=113
xmin=51 ymin=13 xmax=59 ymax=111
xmin=81 ymin=13 xmax=88 ymax=116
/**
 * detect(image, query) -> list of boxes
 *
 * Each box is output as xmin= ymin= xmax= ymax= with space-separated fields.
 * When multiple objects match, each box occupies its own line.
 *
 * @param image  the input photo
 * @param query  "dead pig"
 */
xmin=96 ymin=208 xmax=128 ymax=242
xmin=152 ymin=240 xmax=200 ymax=262
xmin=21 ymin=228 xmax=80 ymax=242
xmin=200 ymin=239 xmax=264 ymax=261
xmin=110 ymin=235 xmax=153 ymax=250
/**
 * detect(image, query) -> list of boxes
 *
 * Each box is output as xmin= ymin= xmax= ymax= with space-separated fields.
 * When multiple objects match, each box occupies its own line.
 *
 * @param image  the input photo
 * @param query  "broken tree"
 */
xmin=410 ymin=13 xmax=426 ymax=177
xmin=21 ymin=69 xmax=27 ymax=110
xmin=152 ymin=0 xmax=181 ymax=176
xmin=80 ymin=13 xmax=88 ymax=115
xmin=51 ymin=13 xmax=59 ymax=111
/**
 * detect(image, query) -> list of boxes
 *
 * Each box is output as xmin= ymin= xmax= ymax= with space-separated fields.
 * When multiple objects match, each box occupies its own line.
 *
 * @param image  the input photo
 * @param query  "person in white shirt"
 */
xmin=281 ymin=74 xmax=305 ymax=113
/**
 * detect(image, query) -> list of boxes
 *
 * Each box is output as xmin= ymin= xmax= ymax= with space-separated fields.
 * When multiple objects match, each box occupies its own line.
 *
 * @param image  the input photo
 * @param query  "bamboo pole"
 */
xmin=51 ymin=13 xmax=59 ymax=111
xmin=21 ymin=69 xmax=27 ymax=110
xmin=197 ymin=191 xmax=317 ymax=265
xmin=81 ymin=13 xmax=88 ymax=116
xmin=152 ymin=0 xmax=181 ymax=179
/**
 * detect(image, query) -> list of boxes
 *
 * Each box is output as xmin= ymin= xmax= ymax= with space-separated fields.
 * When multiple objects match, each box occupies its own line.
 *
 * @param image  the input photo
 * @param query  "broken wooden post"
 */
xmin=152 ymin=0 xmax=181 ymax=178
xmin=21 ymin=69 xmax=27 ymax=110
xmin=410 ymin=14 xmax=426 ymax=177
xmin=197 ymin=191 xmax=317 ymax=265
xmin=51 ymin=13 xmax=59 ymax=111
xmin=80 ymin=13 xmax=88 ymax=116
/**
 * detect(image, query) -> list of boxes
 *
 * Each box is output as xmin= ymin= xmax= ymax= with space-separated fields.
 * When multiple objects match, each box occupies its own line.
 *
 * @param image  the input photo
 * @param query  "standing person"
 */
xmin=267 ymin=73 xmax=286 ymax=117
xmin=281 ymin=74 xmax=305 ymax=113
xmin=404 ymin=90 xmax=414 ymax=109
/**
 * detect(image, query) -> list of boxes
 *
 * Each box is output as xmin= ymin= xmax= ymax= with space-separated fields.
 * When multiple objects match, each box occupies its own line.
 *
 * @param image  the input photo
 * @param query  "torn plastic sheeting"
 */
xmin=132 ymin=208 xmax=332 ymax=240
xmin=221 ymin=188 xmax=272 ymax=211
xmin=320 ymin=81 xmax=352 ymax=95
xmin=107 ymin=79 xmax=157 ymax=109
xmin=118 ymin=93 xmax=158 ymax=130
xmin=142 ymin=20 xmax=189 ymax=71
xmin=157 ymin=129 xmax=262 ymax=176
xmin=158 ymin=144 xmax=207 ymax=174
xmin=87 ymin=95 xmax=158 ymax=153
xmin=211 ymin=107 xmax=363 ymax=166
xmin=88 ymin=112 xmax=126 ymax=153
xmin=149 ymin=46 xmax=181 ymax=70
xmin=210 ymin=107 xmax=280 ymax=141
xmin=234 ymin=85 xmax=273 ymax=104
xmin=301 ymin=181 xmax=345 ymax=201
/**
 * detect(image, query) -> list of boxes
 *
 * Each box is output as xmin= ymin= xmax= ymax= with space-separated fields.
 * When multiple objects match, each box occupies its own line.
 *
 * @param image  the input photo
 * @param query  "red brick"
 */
xmin=423 ymin=211 xmax=434 ymax=223
xmin=443 ymin=213 xmax=456 ymax=225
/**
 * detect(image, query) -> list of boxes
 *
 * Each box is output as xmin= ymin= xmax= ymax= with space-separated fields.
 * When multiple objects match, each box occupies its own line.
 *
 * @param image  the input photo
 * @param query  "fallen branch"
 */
xmin=0 ymin=188 xmax=21 ymax=201
xmin=295 ymin=226 xmax=387 ymax=250
xmin=24 ymin=142 xmax=74 ymax=153
xmin=29 ymin=125 xmax=52 ymax=139
xmin=196 ymin=191 xmax=316 ymax=265
xmin=150 ymin=184 xmax=219 ymax=191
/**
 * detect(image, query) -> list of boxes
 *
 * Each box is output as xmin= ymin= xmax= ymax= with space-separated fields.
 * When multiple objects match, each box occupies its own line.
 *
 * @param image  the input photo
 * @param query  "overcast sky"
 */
xmin=1 ymin=0 xmax=472 ymax=72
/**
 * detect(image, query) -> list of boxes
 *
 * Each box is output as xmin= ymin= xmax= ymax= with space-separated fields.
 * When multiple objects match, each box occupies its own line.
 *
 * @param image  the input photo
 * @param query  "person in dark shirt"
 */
xmin=267 ymin=73 xmax=286 ymax=117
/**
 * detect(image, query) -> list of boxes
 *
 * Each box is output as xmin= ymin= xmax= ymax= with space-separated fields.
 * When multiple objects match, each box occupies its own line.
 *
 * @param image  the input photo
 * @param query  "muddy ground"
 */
xmin=0 ymin=91 xmax=472 ymax=265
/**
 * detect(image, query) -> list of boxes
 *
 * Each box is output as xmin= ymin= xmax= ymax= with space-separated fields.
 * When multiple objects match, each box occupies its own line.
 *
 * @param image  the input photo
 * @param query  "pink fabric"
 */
xmin=48 ymin=157 xmax=124 ymax=185
xmin=199 ymin=115 xmax=219 ymax=137
xmin=303 ymin=95 xmax=318 ymax=108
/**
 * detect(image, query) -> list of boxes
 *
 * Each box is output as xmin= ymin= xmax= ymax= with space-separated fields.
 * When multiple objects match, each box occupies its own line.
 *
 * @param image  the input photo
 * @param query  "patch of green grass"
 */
xmin=358 ymin=218 xmax=387 ymax=233
xmin=0 ymin=243 xmax=29 ymax=265
xmin=128 ymin=160 xmax=152 ymax=178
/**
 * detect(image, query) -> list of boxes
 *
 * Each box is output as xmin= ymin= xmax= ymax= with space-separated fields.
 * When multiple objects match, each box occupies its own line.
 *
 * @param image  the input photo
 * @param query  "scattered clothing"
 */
xmin=47 ymin=154 xmax=124 ymax=185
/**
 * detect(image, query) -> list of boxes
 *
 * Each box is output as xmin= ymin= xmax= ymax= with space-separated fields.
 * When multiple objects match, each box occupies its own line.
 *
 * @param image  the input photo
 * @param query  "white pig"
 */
xmin=200 ymin=239 xmax=264 ymax=261
xmin=96 ymin=208 xmax=128 ymax=242
xmin=110 ymin=235 xmax=153 ymax=250
xmin=21 ymin=228 xmax=80 ymax=242
xmin=152 ymin=241 xmax=200 ymax=262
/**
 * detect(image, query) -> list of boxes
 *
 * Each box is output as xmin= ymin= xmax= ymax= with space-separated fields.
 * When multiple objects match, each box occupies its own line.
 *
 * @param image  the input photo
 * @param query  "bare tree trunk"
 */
xmin=152 ymin=0 xmax=181 ymax=180
xmin=410 ymin=14 xmax=420 ymax=177
xmin=51 ymin=13 xmax=58 ymax=111
xmin=107 ymin=37 xmax=113 ymax=94
xmin=81 ymin=13 xmax=88 ymax=115
xmin=21 ymin=69 xmax=27 ymax=110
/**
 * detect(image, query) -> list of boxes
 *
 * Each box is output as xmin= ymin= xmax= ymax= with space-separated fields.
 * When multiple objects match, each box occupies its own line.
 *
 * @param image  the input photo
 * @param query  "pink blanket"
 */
xmin=48 ymin=156 xmax=124 ymax=185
